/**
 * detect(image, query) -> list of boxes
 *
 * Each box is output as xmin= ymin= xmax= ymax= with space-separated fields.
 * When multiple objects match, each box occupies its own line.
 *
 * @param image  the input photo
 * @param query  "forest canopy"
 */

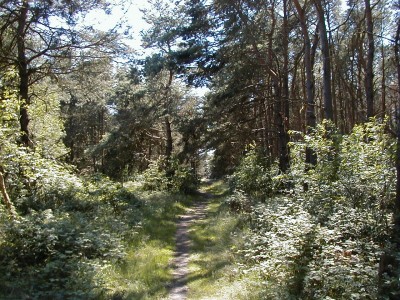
xmin=0 ymin=0 xmax=399 ymax=299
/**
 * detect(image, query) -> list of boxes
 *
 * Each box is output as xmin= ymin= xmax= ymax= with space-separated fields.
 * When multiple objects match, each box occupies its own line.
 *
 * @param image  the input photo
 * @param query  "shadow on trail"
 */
xmin=168 ymin=197 xmax=210 ymax=300
xmin=168 ymin=180 xmax=235 ymax=300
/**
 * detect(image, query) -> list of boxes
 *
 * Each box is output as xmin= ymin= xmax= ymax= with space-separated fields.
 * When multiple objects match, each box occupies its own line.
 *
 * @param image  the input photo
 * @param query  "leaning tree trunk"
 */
xmin=0 ymin=167 xmax=16 ymax=218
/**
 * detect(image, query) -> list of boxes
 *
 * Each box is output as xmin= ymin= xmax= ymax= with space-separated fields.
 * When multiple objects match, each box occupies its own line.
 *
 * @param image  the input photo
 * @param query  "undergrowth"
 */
xmin=0 ymin=119 xmax=398 ymax=299
xmin=186 ymin=181 xmax=265 ymax=300
xmin=99 ymin=191 xmax=193 ymax=300
xmin=0 ymin=169 xmax=193 ymax=299
xmin=226 ymin=119 xmax=400 ymax=299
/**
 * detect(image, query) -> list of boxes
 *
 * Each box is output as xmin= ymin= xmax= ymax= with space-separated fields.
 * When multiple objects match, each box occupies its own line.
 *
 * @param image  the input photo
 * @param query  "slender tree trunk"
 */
xmin=163 ymin=69 xmax=174 ymax=180
xmin=313 ymin=0 xmax=333 ymax=121
xmin=394 ymin=18 xmax=400 ymax=228
xmin=164 ymin=69 xmax=174 ymax=161
xmin=291 ymin=53 xmax=302 ymax=132
xmin=293 ymin=0 xmax=317 ymax=169
xmin=17 ymin=0 xmax=31 ymax=147
xmin=165 ymin=116 xmax=173 ymax=160
xmin=279 ymin=0 xmax=290 ymax=172
xmin=266 ymin=0 xmax=288 ymax=171
xmin=263 ymin=99 xmax=271 ymax=156
xmin=237 ymin=0 xmax=292 ymax=169
xmin=364 ymin=0 xmax=375 ymax=119
xmin=381 ymin=40 xmax=386 ymax=118
xmin=357 ymin=43 xmax=365 ymax=122
xmin=0 ymin=167 xmax=16 ymax=218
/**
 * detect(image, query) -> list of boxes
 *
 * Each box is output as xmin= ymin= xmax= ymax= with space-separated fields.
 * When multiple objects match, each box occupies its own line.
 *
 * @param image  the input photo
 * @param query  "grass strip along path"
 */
xmin=168 ymin=180 xmax=263 ymax=300
xmin=105 ymin=180 xmax=263 ymax=299
xmin=168 ymin=196 xmax=209 ymax=299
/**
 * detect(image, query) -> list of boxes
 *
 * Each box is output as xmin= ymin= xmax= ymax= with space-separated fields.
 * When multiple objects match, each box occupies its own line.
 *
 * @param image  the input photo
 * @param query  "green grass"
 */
xmin=99 ymin=191 xmax=194 ymax=300
xmin=0 ymin=177 xmax=265 ymax=299
xmin=199 ymin=179 xmax=230 ymax=196
xmin=186 ymin=180 xmax=264 ymax=300
xmin=96 ymin=180 xmax=265 ymax=299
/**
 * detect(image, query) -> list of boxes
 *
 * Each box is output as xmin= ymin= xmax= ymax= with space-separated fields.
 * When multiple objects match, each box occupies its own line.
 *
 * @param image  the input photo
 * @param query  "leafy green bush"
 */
xmin=168 ymin=160 xmax=199 ymax=193
xmin=233 ymin=119 xmax=398 ymax=299
xmin=225 ymin=190 xmax=253 ymax=213
xmin=289 ymin=119 xmax=395 ymax=212
xmin=0 ymin=165 xmax=145 ymax=299
xmin=302 ymin=209 xmax=382 ymax=299
xmin=337 ymin=120 xmax=395 ymax=210
xmin=0 ymin=207 xmax=127 ymax=299
xmin=140 ymin=159 xmax=169 ymax=191
xmin=140 ymin=157 xmax=199 ymax=193
xmin=239 ymin=196 xmax=386 ymax=299
xmin=241 ymin=197 xmax=316 ymax=298
xmin=229 ymin=146 xmax=275 ymax=200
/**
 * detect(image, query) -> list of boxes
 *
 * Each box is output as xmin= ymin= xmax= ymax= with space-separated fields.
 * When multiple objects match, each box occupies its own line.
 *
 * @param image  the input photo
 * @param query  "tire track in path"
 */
xmin=168 ymin=194 xmax=210 ymax=300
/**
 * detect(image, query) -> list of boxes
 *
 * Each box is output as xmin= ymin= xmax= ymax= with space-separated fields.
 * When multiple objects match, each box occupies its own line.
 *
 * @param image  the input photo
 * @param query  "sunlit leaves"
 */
xmin=231 ymin=119 xmax=397 ymax=298
xmin=229 ymin=146 xmax=276 ymax=200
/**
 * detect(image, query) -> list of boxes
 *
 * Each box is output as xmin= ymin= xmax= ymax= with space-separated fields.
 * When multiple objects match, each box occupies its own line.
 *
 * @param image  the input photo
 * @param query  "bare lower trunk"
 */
xmin=165 ymin=116 xmax=173 ymax=160
xmin=381 ymin=41 xmax=386 ymax=118
xmin=280 ymin=0 xmax=290 ymax=173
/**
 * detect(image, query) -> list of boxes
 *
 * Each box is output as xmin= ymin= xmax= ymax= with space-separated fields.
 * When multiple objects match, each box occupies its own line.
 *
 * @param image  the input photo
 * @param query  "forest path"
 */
xmin=168 ymin=192 xmax=212 ymax=300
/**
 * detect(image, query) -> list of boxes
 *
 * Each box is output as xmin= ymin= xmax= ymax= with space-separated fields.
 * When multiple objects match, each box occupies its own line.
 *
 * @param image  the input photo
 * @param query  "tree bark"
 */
xmin=364 ymin=0 xmax=375 ymax=119
xmin=164 ymin=69 xmax=174 ymax=161
xmin=165 ymin=116 xmax=173 ymax=160
xmin=381 ymin=39 xmax=386 ymax=118
xmin=0 ymin=167 xmax=16 ymax=218
xmin=293 ymin=0 xmax=317 ymax=168
xmin=394 ymin=17 xmax=400 ymax=228
xmin=279 ymin=0 xmax=290 ymax=172
xmin=313 ymin=0 xmax=333 ymax=121
xmin=17 ymin=0 xmax=31 ymax=147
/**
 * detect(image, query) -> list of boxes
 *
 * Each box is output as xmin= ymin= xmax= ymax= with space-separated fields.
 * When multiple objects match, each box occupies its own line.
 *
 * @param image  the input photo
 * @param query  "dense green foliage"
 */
xmin=228 ymin=146 xmax=275 ymax=200
xmin=226 ymin=120 xmax=399 ymax=299
xmin=0 ymin=170 xmax=195 ymax=299
xmin=139 ymin=158 xmax=199 ymax=193
xmin=0 ymin=0 xmax=399 ymax=299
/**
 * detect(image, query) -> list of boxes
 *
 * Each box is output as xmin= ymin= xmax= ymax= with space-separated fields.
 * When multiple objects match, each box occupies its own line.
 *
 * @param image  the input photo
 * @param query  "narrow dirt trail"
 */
xmin=168 ymin=194 xmax=210 ymax=300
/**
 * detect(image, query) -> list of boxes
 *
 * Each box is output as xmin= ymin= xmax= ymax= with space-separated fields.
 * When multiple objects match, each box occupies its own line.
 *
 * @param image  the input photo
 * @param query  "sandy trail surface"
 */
xmin=168 ymin=195 xmax=210 ymax=300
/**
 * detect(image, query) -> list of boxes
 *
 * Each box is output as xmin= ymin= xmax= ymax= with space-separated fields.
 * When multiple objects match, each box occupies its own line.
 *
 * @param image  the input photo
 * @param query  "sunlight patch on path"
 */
xmin=168 ymin=198 xmax=209 ymax=300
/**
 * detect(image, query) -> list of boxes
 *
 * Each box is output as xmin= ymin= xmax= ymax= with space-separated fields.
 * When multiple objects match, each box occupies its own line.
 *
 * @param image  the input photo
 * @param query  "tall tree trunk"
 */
xmin=364 ymin=0 xmax=375 ymax=119
xmin=394 ymin=17 xmax=400 ymax=229
xmin=164 ymin=69 xmax=174 ymax=161
xmin=240 ymin=1 xmax=290 ymax=170
xmin=279 ymin=0 xmax=290 ymax=172
xmin=163 ymin=69 xmax=174 ymax=180
xmin=313 ymin=0 xmax=333 ymax=121
xmin=381 ymin=39 xmax=386 ymax=118
xmin=17 ymin=0 xmax=31 ymax=147
xmin=266 ymin=0 xmax=287 ymax=171
xmin=293 ymin=0 xmax=317 ymax=169
xmin=263 ymin=98 xmax=271 ymax=156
